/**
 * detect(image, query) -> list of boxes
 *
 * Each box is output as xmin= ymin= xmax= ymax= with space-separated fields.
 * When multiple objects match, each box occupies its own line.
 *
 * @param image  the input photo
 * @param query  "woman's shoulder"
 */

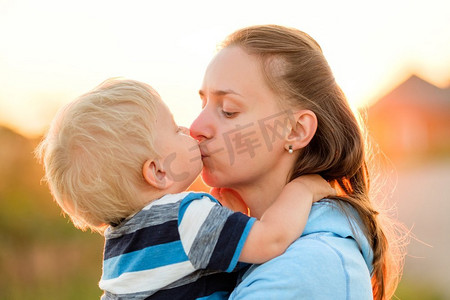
xmin=303 ymin=201 xmax=374 ymax=271
xmin=257 ymin=231 xmax=363 ymax=277
xmin=229 ymin=234 xmax=358 ymax=299
xmin=230 ymin=233 xmax=372 ymax=300
xmin=229 ymin=201 xmax=374 ymax=299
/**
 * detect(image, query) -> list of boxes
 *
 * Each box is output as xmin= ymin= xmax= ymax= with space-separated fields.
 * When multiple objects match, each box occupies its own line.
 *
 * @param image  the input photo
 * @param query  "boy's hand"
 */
xmin=210 ymin=187 xmax=250 ymax=215
xmin=289 ymin=175 xmax=336 ymax=203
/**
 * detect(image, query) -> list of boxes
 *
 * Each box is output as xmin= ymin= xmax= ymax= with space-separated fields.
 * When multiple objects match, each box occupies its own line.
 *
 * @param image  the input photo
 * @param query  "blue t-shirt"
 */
xmin=230 ymin=201 xmax=374 ymax=300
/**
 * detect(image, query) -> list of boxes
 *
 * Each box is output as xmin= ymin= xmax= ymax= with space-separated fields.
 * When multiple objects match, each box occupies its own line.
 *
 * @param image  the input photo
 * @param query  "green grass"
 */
xmin=0 ymin=191 xmax=104 ymax=300
xmin=0 ymin=235 xmax=104 ymax=300
xmin=395 ymin=277 xmax=446 ymax=300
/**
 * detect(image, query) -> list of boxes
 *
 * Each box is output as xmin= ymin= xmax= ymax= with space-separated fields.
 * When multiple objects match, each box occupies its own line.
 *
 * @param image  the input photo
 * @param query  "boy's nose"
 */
xmin=179 ymin=126 xmax=190 ymax=135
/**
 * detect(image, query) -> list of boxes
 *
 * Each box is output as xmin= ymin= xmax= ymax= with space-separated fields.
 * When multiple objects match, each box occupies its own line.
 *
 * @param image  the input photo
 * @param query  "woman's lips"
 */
xmin=199 ymin=147 xmax=209 ymax=158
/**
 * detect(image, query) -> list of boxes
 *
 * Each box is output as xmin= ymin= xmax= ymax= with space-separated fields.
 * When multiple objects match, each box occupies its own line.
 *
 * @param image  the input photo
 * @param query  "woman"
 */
xmin=190 ymin=25 xmax=404 ymax=299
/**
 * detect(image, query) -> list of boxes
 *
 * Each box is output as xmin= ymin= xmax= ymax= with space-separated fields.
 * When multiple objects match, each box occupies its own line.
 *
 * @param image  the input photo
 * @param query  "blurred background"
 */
xmin=1 ymin=0 xmax=449 ymax=299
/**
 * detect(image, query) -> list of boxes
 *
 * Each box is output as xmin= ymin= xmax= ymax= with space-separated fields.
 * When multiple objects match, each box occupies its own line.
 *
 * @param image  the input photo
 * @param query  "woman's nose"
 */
xmin=190 ymin=109 xmax=213 ymax=142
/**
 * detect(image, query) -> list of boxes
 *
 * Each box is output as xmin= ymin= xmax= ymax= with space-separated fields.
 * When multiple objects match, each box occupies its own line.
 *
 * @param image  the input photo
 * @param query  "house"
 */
xmin=367 ymin=75 xmax=450 ymax=161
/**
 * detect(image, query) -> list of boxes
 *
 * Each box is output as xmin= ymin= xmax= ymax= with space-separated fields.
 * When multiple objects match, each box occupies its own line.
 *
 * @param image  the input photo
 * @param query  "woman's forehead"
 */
xmin=202 ymin=47 xmax=269 ymax=95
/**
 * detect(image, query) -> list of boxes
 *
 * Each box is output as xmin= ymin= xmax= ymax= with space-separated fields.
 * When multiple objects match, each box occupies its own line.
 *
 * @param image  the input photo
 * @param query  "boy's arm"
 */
xmin=239 ymin=175 xmax=335 ymax=264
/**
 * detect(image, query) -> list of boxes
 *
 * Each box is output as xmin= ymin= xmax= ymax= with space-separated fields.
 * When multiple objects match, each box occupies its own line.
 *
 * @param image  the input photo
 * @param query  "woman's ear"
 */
xmin=285 ymin=110 xmax=317 ymax=151
xmin=142 ymin=159 xmax=173 ymax=190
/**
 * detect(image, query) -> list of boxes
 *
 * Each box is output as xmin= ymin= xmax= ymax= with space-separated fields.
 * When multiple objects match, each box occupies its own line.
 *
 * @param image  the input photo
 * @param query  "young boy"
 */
xmin=36 ymin=78 xmax=334 ymax=299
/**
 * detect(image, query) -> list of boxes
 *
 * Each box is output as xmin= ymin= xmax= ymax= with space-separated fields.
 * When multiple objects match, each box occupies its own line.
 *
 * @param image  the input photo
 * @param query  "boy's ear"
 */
xmin=285 ymin=110 xmax=317 ymax=152
xmin=142 ymin=159 xmax=173 ymax=190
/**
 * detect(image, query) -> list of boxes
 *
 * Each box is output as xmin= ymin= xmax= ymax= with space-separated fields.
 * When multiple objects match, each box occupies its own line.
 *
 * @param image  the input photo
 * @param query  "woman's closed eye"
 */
xmin=221 ymin=110 xmax=238 ymax=118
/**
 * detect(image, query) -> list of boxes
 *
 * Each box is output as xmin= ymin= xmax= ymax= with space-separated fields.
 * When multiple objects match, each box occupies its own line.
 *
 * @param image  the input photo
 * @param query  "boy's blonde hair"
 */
xmin=36 ymin=78 xmax=160 ymax=233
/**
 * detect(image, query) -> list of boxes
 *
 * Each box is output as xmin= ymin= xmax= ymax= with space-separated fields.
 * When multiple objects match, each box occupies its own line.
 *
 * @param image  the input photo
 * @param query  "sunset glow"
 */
xmin=1 ymin=0 xmax=449 ymax=138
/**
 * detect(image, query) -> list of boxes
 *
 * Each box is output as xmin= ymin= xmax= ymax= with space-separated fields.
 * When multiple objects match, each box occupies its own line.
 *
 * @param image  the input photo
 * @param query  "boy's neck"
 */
xmin=139 ymin=181 xmax=189 ymax=207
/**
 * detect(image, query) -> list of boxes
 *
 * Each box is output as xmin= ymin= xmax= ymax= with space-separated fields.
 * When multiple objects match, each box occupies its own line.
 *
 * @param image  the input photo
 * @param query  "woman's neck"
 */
xmin=233 ymin=158 xmax=293 ymax=219
xmin=237 ymin=185 xmax=283 ymax=218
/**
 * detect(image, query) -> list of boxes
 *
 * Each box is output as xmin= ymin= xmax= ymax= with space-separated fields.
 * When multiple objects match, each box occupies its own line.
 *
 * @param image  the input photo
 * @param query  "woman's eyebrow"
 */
xmin=198 ymin=89 xmax=241 ymax=97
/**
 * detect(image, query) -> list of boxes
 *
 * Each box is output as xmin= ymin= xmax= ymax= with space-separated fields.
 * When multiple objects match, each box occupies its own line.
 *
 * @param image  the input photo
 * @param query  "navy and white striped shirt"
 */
xmin=100 ymin=192 xmax=255 ymax=299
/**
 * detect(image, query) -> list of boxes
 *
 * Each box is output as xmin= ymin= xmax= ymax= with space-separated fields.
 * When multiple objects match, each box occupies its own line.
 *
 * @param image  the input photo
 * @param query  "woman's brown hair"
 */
xmin=221 ymin=24 xmax=406 ymax=300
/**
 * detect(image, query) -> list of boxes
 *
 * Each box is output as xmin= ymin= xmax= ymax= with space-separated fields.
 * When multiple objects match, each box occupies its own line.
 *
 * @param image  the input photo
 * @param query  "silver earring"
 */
xmin=288 ymin=145 xmax=293 ymax=154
